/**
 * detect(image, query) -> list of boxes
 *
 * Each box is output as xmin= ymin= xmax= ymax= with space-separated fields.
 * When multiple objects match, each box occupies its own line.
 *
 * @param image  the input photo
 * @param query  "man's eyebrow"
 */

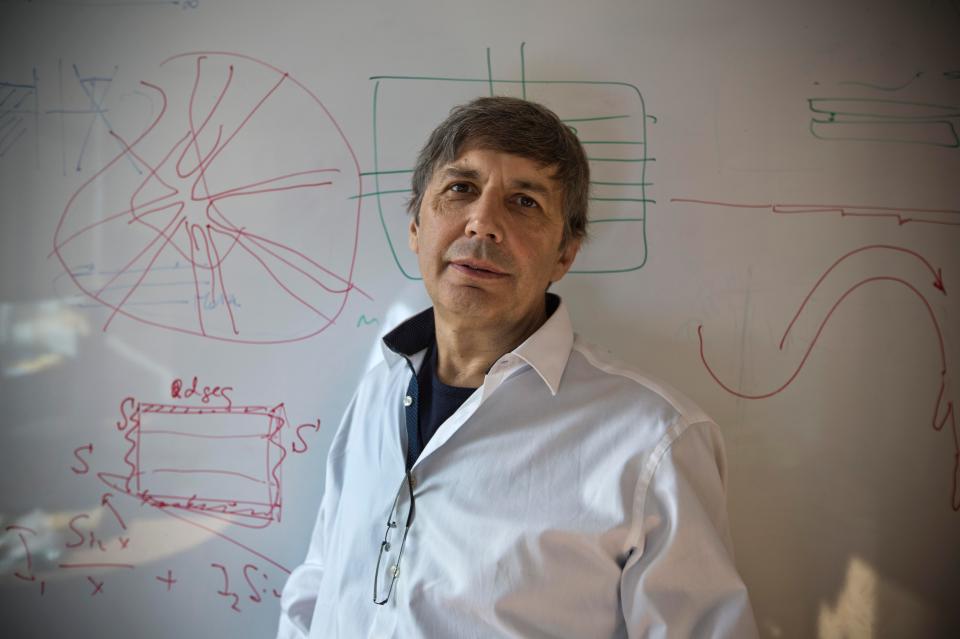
xmin=439 ymin=166 xmax=554 ymax=196
xmin=440 ymin=166 xmax=481 ymax=181
xmin=509 ymin=179 xmax=552 ymax=196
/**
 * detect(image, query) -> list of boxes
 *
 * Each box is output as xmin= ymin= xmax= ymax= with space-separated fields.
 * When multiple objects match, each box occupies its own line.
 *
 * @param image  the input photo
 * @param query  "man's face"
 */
xmin=409 ymin=146 xmax=580 ymax=328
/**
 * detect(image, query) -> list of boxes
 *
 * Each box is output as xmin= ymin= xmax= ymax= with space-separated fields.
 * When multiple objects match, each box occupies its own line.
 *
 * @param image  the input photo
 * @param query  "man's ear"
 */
xmin=408 ymin=216 xmax=420 ymax=254
xmin=550 ymin=237 xmax=581 ymax=282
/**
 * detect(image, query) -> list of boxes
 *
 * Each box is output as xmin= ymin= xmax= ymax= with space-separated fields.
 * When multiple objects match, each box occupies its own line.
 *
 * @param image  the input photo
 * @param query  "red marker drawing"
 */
xmin=71 ymin=444 xmax=94 ymax=474
xmin=51 ymin=51 xmax=368 ymax=343
xmin=698 ymin=246 xmax=957 ymax=510
xmin=101 ymin=493 xmax=127 ymax=531
xmin=671 ymin=198 xmax=960 ymax=228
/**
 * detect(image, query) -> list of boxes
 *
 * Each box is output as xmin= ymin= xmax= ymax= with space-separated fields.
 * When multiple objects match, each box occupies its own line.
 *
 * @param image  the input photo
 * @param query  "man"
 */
xmin=278 ymin=97 xmax=757 ymax=638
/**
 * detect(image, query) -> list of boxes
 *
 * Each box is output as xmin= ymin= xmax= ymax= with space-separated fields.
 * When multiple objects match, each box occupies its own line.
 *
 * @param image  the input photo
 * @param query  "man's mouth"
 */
xmin=450 ymin=260 xmax=508 ymax=279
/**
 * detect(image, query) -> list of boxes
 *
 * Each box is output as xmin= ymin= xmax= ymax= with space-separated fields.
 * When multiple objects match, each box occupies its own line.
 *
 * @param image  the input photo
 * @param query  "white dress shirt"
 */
xmin=278 ymin=296 xmax=758 ymax=638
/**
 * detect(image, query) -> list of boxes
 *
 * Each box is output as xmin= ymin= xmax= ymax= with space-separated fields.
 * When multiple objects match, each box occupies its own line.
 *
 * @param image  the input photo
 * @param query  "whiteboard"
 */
xmin=1 ymin=0 xmax=958 ymax=637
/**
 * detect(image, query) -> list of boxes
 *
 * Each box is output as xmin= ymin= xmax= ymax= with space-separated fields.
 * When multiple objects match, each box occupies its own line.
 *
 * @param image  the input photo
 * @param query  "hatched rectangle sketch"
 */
xmin=118 ymin=401 xmax=287 ymax=526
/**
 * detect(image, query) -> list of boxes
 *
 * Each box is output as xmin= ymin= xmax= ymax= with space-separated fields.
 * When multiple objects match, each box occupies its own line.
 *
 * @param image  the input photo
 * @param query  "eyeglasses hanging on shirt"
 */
xmin=373 ymin=470 xmax=416 ymax=605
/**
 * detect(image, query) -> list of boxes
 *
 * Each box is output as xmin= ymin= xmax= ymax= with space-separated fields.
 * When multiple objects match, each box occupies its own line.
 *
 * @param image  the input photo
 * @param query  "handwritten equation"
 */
xmin=2 ymin=376 xmax=324 ymax=613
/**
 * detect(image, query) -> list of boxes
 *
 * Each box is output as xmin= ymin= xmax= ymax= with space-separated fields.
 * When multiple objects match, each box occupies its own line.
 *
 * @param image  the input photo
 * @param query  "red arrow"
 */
xmin=101 ymin=493 xmax=128 ymax=531
xmin=699 ymin=275 xmax=957 ymax=510
xmin=780 ymin=244 xmax=945 ymax=350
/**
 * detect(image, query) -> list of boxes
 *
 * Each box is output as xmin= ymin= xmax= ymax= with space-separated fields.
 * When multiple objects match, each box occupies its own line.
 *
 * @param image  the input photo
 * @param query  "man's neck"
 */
xmin=433 ymin=303 xmax=547 ymax=388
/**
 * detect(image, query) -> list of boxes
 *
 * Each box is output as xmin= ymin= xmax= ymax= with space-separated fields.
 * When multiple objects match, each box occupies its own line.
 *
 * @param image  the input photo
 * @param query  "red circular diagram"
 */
xmin=53 ymin=52 xmax=363 ymax=343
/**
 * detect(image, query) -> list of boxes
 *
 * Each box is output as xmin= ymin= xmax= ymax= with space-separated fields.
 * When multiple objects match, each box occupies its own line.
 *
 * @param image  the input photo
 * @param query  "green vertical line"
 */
xmin=486 ymin=47 xmax=493 ymax=96
xmin=372 ymin=80 xmax=419 ymax=280
xmin=520 ymin=42 xmax=527 ymax=99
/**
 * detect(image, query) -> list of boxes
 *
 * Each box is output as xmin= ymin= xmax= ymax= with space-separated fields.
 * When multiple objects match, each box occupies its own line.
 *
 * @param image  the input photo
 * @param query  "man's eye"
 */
xmin=517 ymin=195 xmax=539 ymax=208
xmin=449 ymin=183 xmax=471 ymax=193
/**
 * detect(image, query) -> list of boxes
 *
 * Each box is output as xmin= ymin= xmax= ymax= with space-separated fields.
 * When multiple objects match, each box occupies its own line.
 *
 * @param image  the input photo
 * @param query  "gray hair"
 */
xmin=407 ymin=96 xmax=590 ymax=246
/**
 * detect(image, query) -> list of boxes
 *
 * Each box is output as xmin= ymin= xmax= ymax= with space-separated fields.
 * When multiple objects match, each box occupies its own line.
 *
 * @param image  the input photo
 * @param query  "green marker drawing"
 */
xmin=838 ymin=71 xmax=922 ymax=92
xmin=357 ymin=314 xmax=379 ymax=327
xmin=369 ymin=45 xmax=652 ymax=275
xmin=807 ymin=97 xmax=960 ymax=147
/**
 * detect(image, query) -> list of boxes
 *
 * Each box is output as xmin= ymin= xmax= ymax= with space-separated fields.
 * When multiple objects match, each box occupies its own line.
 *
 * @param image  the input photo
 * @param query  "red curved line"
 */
xmin=89 ymin=205 xmax=183 ymax=298
xmin=209 ymin=179 xmax=334 ymax=202
xmin=198 ymin=223 xmax=217 ymax=299
xmin=779 ymin=245 xmax=943 ymax=350
xmin=219 ymin=225 xmax=354 ymax=296
xmin=63 ymin=241 xmax=353 ymax=344
xmin=199 ymin=176 xmax=339 ymax=269
xmin=108 ymin=127 xmax=189 ymax=221
xmin=51 ymin=80 xmax=168 ymax=259
xmin=226 ymin=227 xmax=366 ymax=297
xmin=87 ymin=208 xmax=186 ymax=296
xmin=219 ymin=229 xmax=333 ymax=322
xmin=201 ymin=199 xmax=345 ymax=291
xmin=102 ymin=217 xmax=188 ymax=331
xmin=177 ymin=56 xmax=233 ymax=180
xmin=160 ymin=51 xmax=364 ymax=294
xmin=934 ymin=378 xmax=954 ymax=431
xmin=266 ymin=405 xmax=287 ymax=523
xmin=60 ymin=52 xmax=363 ymax=344
xmin=140 ymin=429 xmax=266 ymax=439
xmin=119 ymin=412 xmax=140 ymax=493
xmin=205 ymin=224 xmax=239 ymax=335
xmin=946 ymin=405 xmax=959 ymax=511
xmin=97 ymin=477 xmax=285 ymax=556
xmin=699 ymin=276 xmax=947 ymax=400
xmin=55 ymin=194 xmax=178 ymax=254
xmin=189 ymin=223 xmax=208 ymax=336
xmin=204 ymin=168 xmax=339 ymax=201
xmin=126 ymin=200 xmax=184 ymax=225
xmin=670 ymin=198 xmax=772 ymax=209
xmin=124 ymin=139 xmax=181 ymax=220
xmin=181 ymin=124 xmax=223 ymax=187
xmin=150 ymin=468 xmax=267 ymax=485
xmin=671 ymin=198 xmax=960 ymax=216
xmin=189 ymin=66 xmax=289 ymax=193
xmin=701 ymin=276 xmax=958 ymax=510
xmin=170 ymin=506 xmax=274 ymax=529
xmin=117 ymin=207 xmax=207 ymax=269
xmin=155 ymin=506 xmax=287 ymax=569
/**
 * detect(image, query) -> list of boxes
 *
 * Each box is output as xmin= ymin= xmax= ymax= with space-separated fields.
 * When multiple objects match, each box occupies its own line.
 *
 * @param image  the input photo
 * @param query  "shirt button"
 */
xmin=409 ymin=474 xmax=418 ymax=489
xmin=403 ymin=395 xmax=413 ymax=407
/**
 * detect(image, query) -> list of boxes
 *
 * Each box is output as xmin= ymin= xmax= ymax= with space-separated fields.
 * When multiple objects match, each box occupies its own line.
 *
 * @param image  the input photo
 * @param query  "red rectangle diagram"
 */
xmin=125 ymin=402 xmax=286 ymax=526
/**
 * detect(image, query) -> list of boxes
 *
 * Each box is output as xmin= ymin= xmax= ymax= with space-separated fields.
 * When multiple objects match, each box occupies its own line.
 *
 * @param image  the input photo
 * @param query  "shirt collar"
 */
xmin=381 ymin=293 xmax=574 ymax=395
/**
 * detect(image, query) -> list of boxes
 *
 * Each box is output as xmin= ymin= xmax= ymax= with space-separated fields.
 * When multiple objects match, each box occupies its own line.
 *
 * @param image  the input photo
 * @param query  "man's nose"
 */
xmin=464 ymin=189 xmax=505 ymax=242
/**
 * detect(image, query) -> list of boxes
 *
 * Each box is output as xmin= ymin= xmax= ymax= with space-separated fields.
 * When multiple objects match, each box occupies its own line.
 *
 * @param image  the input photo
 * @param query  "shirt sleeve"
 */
xmin=620 ymin=420 xmax=759 ymax=638
xmin=276 ymin=391 xmax=357 ymax=639
xmin=276 ymin=501 xmax=327 ymax=638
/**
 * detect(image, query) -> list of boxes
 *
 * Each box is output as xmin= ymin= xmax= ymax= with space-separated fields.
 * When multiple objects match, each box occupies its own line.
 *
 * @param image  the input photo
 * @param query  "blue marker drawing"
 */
xmin=0 ymin=68 xmax=39 ymax=161
xmin=45 ymin=62 xmax=142 ymax=174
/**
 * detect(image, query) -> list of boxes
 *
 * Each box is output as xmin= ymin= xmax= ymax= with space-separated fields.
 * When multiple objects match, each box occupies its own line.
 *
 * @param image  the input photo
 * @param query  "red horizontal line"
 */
xmin=138 ymin=429 xmax=268 ymax=439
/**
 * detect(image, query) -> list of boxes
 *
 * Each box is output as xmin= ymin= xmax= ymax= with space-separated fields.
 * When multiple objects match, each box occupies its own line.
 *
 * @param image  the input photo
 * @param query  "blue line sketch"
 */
xmin=46 ymin=62 xmax=142 ymax=174
xmin=0 ymin=68 xmax=39 ymax=161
